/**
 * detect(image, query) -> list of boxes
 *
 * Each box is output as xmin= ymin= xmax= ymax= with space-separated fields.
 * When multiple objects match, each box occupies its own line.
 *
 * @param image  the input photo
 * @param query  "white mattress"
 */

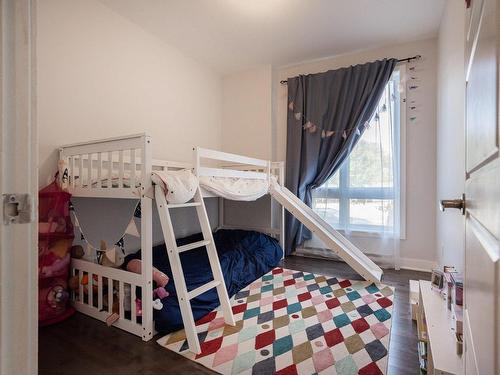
xmin=199 ymin=176 xmax=271 ymax=201
xmin=74 ymin=170 xmax=273 ymax=202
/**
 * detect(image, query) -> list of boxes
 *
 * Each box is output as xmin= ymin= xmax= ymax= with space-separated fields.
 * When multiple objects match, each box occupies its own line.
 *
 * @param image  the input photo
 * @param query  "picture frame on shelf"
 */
xmin=430 ymin=269 xmax=444 ymax=290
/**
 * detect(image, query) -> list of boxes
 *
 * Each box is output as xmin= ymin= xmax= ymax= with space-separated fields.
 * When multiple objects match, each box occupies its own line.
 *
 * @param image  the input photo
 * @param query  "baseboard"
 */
xmin=295 ymin=247 xmax=436 ymax=273
xmin=398 ymin=257 xmax=437 ymax=272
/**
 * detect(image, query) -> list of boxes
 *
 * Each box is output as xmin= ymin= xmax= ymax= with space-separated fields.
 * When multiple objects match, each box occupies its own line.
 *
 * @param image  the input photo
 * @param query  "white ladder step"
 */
xmin=167 ymin=202 xmax=201 ymax=209
xmin=177 ymin=240 xmax=211 ymax=253
xmin=188 ymin=280 xmax=220 ymax=300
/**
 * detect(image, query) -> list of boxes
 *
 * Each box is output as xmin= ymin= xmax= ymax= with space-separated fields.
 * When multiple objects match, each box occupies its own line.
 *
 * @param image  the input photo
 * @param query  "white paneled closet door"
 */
xmin=0 ymin=1 xmax=38 ymax=374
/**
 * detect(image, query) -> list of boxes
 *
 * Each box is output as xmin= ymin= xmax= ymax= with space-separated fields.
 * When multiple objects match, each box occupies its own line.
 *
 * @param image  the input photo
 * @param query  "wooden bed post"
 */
xmin=140 ymin=134 xmax=154 ymax=341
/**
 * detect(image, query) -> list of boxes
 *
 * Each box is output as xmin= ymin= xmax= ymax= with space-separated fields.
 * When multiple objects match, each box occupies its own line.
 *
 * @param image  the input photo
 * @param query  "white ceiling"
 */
xmin=99 ymin=0 xmax=446 ymax=74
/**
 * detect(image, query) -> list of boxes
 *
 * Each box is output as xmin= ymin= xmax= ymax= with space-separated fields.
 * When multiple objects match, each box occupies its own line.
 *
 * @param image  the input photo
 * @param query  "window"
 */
xmin=312 ymin=69 xmax=404 ymax=236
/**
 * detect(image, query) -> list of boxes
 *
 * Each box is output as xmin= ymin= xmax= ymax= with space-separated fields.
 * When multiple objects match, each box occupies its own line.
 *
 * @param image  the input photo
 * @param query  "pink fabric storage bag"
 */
xmin=38 ymin=180 xmax=75 ymax=326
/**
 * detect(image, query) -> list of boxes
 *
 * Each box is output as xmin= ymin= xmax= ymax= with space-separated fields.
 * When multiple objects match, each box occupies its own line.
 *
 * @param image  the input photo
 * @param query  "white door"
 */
xmin=462 ymin=0 xmax=499 ymax=373
xmin=0 ymin=1 xmax=38 ymax=374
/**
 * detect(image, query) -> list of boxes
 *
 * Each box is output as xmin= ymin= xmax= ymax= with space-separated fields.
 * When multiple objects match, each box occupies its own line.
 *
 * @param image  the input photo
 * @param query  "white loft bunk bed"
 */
xmin=59 ymin=133 xmax=383 ymax=354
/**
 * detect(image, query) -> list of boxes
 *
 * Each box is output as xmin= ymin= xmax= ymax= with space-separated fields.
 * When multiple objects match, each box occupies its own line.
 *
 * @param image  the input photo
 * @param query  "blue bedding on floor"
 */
xmin=124 ymin=229 xmax=282 ymax=335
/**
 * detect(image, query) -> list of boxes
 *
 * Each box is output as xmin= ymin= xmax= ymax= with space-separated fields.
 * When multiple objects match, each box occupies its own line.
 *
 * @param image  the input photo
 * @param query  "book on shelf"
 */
xmin=418 ymin=341 xmax=427 ymax=359
xmin=418 ymin=341 xmax=428 ymax=372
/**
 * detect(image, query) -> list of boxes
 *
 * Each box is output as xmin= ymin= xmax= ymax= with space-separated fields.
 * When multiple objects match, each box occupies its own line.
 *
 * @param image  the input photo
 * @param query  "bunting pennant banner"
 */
xmin=134 ymin=203 xmax=142 ymax=218
xmin=68 ymin=197 xmax=146 ymax=267
xmin=104 ymin=246 xmax=116 ymax=264
xmin=125 ymin=219 xmax=140 ymax=237
xmin=72 ymin=211 xmax=129 ymax=264
xmin=115 ymin=237 xmax=125 ymax=255
xmin=71 ymin=211 xmax=80 ymax=229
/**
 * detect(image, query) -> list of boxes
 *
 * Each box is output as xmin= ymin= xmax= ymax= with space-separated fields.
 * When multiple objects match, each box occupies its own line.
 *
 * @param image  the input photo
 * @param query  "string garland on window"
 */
xmin=289 ymin=102 xmax=378 ymax=140
xmin=289 ymin=56 xmax=423 ymax=136
xmin=406 ymin=59 xmax=422 ymax=124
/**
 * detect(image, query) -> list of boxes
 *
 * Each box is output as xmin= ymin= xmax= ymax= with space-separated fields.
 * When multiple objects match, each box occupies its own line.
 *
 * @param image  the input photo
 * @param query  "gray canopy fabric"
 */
xmin=284 ymin=58 xmax=397 ymax=254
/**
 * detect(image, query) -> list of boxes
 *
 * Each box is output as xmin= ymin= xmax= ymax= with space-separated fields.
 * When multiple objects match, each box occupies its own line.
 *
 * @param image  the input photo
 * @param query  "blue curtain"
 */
xmin=284 ymin=58 xmax=397 ymax=254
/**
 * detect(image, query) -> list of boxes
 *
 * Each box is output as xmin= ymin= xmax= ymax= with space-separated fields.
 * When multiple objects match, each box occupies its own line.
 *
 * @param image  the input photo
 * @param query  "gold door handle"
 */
xmin=440 ymin=194 xmax=465 ymax=215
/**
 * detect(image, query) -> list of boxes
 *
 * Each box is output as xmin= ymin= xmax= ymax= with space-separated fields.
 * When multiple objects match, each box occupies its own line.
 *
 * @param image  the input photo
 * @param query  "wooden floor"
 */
xmin=39 ymin=256 xmax=429 ymax=375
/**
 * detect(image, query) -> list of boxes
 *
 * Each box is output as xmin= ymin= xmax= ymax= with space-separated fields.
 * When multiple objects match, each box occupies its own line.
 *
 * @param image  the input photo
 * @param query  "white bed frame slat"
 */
xmin=97 ymin=275 xmax=103 ymax=311
xmin=78 ymin=269 xmax=83 ymax=303
xmin=97 ymin=152 xmax=102 ymax=188
xmin=70 ymin=156 xmax=75 ymax=188
xmin=118 ymin=150 xmax=124 ymax=188
xmin=108 ymin=280 xmax=113 ymax=314
xmin=71 ymin=268 xmax=77 ymax=301
xmin=78 ymin=157 xmax=83 ymax=188
xmin=197 ymin=147 xmax=268 ymax=167
xmin=198 ymin=166 xmax=268 ymax=180
xmin=119 ymin=281 xmax=125 ymax=319
xmin=131 ymin=284 xmax=137 ymax=323
xmin=87 ymin=153 xmax=92 ymax=189
xmin=88 ymin=272 xmax=93 ymax=307
xmin=107 ymin=151 xmax=112 ymax=189
xmin=130 ymin=149 xmax=136 ymax=188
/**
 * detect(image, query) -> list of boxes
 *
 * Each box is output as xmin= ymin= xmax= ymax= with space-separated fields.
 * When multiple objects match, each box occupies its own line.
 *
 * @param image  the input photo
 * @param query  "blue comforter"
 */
xmin=124 ymin=229 xmax=282 ymax=334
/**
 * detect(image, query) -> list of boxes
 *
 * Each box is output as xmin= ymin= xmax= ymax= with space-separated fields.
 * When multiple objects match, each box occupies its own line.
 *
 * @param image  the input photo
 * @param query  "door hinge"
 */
xmin=3 ymin=194 xmax=33 ymax=225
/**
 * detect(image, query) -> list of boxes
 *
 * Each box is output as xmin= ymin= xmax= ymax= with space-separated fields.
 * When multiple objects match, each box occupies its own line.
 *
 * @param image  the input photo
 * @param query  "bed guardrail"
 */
xmin=59 ymin=133 xmax=151 ymax=199
xmin=196 ymin=147 xmax=285 ymax=253
xmin=194 ymin=147 xmax=271 ymax=181
xmin=71 ymin=258 xmax=144 ymax=338
xmin=61 ymin=133 xmax=155 ymax=340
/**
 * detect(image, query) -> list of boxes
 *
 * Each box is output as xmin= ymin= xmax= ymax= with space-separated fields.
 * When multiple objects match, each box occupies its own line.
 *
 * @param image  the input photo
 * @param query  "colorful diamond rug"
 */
xmin=157 ymin=268 xmax=394 ymax=375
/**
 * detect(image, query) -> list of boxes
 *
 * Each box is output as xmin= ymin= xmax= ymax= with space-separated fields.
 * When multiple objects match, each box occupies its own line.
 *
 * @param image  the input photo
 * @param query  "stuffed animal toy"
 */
xmin=152 ymin=299 xmax=163 ymax=310
xmin=70 ymin=245 xmax=84 ymax=259
xmin=68 ymin=275 xmax=79 ymax=292
xmin=40 ymin=253 xmax=70 ymax=278
xmin=68 ymin=273 xmax=98 ymax=295
xmin=126 ymin=259 xmax=169 ymax=287
xmin=49 ymin=238 xmax=73 ymax=259
xmin=57 ymin=159 xmax=70 ymax=191
xmin=126 ymin=259 xmax=170 ymax=314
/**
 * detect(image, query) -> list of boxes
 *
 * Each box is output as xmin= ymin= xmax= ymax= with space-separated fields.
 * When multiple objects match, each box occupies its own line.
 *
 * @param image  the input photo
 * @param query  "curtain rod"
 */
xmin=279 ymin=55 xmax=421 ymax=85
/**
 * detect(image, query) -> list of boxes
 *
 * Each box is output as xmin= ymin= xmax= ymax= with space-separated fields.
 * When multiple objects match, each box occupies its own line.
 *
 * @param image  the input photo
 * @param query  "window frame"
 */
xmin=312 ymin=66 xmax=407 ymax=238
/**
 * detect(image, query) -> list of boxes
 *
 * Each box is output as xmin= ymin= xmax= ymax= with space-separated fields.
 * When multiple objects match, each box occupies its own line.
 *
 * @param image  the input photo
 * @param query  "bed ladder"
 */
xmin=154 ymin=183 xmax=236 ymax=354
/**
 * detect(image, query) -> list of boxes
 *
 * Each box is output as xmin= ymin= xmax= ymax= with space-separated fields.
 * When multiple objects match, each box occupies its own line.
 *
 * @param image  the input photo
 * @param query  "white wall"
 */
xmin=221 ymin=65 xmax=273 ymax=159
xmin=38 ymin=0 xmax=222 ymax=186
xmin=275 ymin=39 xmax=439 ymax=270
xmin=220 ymin=66 xmax=274 ymax=229
xmin=37 ymin=0 xmax=223 ymax=247
xmin=436 ymin=0 xmax=466 ymax=272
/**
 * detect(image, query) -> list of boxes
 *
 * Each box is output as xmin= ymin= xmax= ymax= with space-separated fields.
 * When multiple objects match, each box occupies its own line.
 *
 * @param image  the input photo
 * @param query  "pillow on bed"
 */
xmin=152 ymin=169 xmax=198 ymax=204
xmin=199 ymin=176 xmax=270 ymax=201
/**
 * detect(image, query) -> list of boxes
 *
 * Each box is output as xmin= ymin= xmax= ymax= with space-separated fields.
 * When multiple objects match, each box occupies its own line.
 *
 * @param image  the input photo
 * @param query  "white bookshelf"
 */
xmin=417 ymin=280 xmax=463 ymax=375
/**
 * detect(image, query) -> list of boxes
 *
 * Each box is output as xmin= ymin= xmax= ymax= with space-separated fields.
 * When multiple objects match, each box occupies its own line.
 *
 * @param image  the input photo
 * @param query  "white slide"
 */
xmin=269 ymin=181 xmax=383 ymax=282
